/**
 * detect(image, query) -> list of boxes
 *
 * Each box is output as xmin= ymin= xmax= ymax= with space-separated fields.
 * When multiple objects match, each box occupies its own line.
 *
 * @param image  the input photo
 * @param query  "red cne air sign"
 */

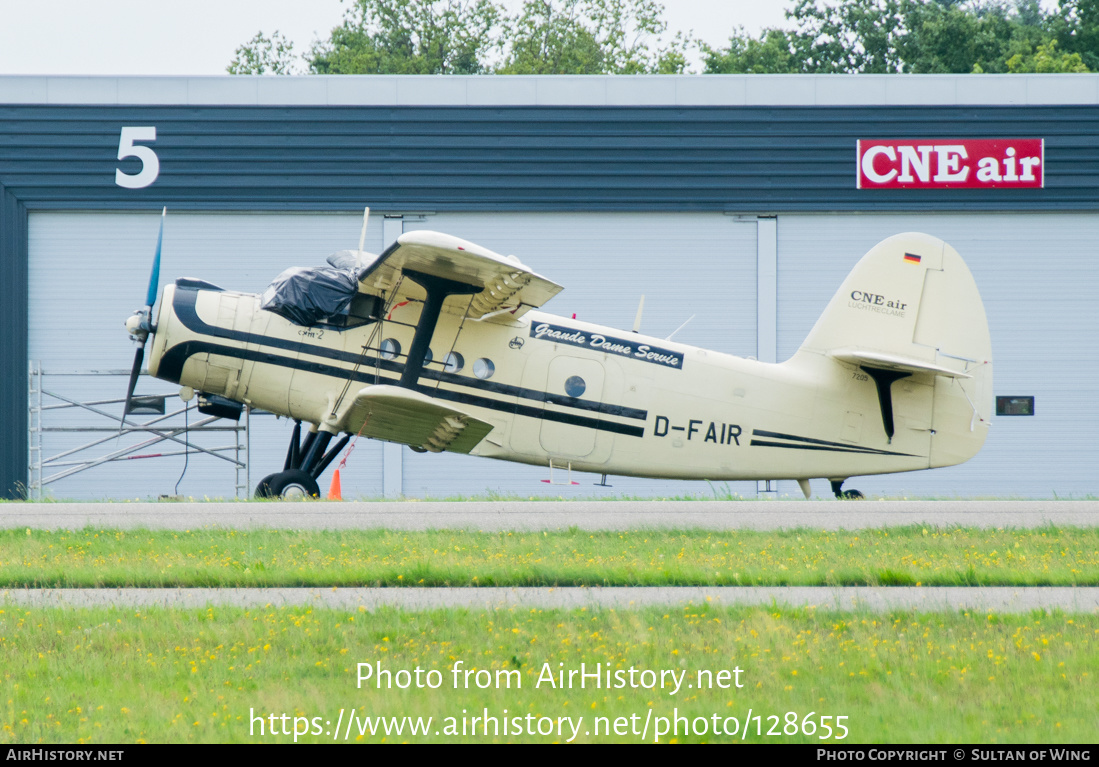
xmin=857 ymin=139 xmax=1044 ymax=189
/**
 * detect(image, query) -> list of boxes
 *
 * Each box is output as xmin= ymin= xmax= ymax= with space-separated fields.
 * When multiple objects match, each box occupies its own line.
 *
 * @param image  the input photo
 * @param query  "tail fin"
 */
xmin=797 ymin=232 xmax=993 ymax=468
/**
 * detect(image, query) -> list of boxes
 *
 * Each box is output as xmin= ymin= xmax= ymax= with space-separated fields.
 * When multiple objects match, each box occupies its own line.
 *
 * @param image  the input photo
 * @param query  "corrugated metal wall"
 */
xmin=1 ymin=105 xmax=1098 ymax=211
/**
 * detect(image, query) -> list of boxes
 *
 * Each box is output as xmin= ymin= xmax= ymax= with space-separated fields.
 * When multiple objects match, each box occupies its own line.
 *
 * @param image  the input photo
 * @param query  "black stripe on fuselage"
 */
xmin=421 ymin=367 xmax=645 ymax=420
xmin=159 ymin=340 xmax=644 ymax=438
xmin=169 ymin=287 xmax=648 ymax=422
xmin=162 ymin=291 xmax=645 ymax=438
xmin=750 ymin=429 xmax=918 ymax=458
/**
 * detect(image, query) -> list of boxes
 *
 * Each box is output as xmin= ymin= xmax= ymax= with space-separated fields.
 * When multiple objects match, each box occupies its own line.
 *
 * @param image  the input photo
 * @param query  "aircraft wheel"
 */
xmin=266 ymin=469 xmax=320 ymax=500
xmin=254 ymin=473 xmax=278 ymax=498
xmin=830 ymin=479 xmax=864 ymax=500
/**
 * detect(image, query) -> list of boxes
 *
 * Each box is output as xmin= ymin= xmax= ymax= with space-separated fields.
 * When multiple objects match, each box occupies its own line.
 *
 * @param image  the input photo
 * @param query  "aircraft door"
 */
xmin=539 ymin=356 xmax=605 ymax=458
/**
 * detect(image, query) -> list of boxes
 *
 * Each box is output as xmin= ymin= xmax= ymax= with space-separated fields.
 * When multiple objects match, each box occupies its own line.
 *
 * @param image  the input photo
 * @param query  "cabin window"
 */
xmin=444 ymin=352 xmax=464 ymax=373
xmin=473 ymin=358 xmax=495 ymax=380
xmin=564 ymin=375 xmax=586 ymax=398
xmin=380 ymin=338 xmax=401 ymax=360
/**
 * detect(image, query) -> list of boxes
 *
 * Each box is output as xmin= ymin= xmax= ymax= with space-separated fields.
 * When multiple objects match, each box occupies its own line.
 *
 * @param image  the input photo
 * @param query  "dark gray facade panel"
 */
xmin=0 ymin=183 xmax=27 ymax=499
xmin=1 ymin=105 xmax=1098 ymax=211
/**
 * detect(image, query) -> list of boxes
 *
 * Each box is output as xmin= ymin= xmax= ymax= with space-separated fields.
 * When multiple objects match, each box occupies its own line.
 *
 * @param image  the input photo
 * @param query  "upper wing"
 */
xmin=338 ymin=385 xmax=494 ymax=454
xmin=355 ymin=230 xmax=563 ymax=320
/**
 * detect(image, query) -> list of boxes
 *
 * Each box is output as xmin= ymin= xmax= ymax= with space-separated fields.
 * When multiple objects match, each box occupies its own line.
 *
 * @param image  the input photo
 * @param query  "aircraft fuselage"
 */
xmin=149 ymin=281 xmax=939 ymax=483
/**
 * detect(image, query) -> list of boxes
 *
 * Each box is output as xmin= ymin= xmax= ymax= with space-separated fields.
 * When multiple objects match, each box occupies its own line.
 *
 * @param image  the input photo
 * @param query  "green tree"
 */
xmin=227 ymin=31 xmax=299 ymax=75
xmin=308 ymin=0 xmax=504 ymax=74
xmin=1006 ymin=39 xmax=1090 ymax=71
xmin=897 ymin=0 xmax=1048 ymax=74
xmin=702 ymin=29 xmax=801 ymax=74
xmin=229 ymin=0 xmax=686 ymax=76
xmin=1053 ymin=0 xmax=1099 ymax=70
xmin=703 ymin=0 xmax=1089 ymax=75
xmin=786 ymin=0 xmax=907 ymax=73
xmin=498 ymin=0 xmax=608 ymax=73
xmin=498 ymin=0 xmax=689 ymax=74
xmin=704 ymin=0 xmax=907 ymax=74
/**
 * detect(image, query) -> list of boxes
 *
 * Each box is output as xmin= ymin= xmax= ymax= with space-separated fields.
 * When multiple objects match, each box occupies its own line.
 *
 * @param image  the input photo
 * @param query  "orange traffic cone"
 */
xmin=327 ymin=468 xmax=342 ymax=500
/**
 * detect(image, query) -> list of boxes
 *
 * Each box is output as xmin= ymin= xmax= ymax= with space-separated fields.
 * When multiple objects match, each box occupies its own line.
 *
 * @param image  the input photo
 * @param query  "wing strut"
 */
xmin=398 ymin=269 xmax=479 ymax=388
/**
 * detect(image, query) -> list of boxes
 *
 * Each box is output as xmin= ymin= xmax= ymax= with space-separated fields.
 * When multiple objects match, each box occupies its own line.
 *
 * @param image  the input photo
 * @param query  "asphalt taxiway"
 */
xmin=2 ymin=499 xmax=1097 ymax=531
xmin=5 ymin=586 xmax=1098 ymax=613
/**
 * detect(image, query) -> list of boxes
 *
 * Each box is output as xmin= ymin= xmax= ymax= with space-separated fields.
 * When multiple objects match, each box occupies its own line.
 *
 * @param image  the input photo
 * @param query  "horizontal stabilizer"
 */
xmin=339 ymin=385 xmax=494 ymax=454
xmin=830 ymin=348 xmax=972 ymax=379
xmin=357 ymin=230 xmax=562 ymax=318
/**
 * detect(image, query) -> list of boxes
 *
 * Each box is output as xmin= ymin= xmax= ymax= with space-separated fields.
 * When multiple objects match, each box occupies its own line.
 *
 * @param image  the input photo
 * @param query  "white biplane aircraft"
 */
xmin=123 ymin=211 xmax=992 ymax=500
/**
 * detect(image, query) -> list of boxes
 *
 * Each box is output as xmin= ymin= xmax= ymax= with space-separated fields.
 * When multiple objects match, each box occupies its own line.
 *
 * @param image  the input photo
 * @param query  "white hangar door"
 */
xmin=400 ymin=212 xmax=759 ymax=497
xmin=776 ymin=213 xmax=1099 ymax=499
xmin=27 ymin=211 xmax=389 ymax=500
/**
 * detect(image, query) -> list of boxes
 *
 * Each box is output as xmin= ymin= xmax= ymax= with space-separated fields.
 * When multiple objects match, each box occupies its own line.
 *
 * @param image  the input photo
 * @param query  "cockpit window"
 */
xmin=338 ymin=293 xmax=382 ymax=329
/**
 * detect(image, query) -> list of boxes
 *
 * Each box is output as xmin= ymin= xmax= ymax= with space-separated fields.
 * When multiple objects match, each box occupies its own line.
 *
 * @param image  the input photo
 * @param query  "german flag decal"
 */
xmin=903 ymin=253 xmax=922 ymax=264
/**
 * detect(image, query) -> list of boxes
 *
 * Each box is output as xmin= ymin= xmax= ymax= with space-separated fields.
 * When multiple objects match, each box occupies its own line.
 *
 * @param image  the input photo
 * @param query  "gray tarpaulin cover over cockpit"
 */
xmin=259 ymin=265 xmax=361 ymax=326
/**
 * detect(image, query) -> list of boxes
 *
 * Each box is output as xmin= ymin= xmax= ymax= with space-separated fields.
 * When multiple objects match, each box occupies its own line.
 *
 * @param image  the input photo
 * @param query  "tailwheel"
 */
xmin=830 ymin=479 xmax=865 ymax=500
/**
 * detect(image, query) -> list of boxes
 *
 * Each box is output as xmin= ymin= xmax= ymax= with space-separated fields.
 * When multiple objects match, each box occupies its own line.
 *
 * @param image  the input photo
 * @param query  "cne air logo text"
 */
xmin=857 ymin=139 xmax=1044 ymax=189
xmin=848 ymin=290 xmax=908 ymax=318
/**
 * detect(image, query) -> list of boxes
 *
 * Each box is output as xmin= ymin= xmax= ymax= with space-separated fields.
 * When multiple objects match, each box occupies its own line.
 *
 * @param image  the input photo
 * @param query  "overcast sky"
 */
xmin=0 ymin=0 xmax=791 ymax=76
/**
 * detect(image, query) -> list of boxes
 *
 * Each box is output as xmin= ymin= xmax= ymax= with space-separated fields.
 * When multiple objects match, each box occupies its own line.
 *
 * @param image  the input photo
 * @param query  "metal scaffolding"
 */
xmin=27 ymin=362 xmax=250 ymax=499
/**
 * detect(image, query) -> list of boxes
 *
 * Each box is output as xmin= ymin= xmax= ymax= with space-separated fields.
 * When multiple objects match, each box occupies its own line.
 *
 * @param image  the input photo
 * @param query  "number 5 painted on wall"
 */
xmin=115 ymin=127 xmax=160 ymax=189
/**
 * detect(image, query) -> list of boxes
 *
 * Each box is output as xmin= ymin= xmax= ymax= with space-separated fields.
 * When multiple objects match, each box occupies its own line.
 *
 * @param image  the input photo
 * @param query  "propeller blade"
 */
xmin=144 ymin=207 xmax=165 ymax=309
xmin=122 ymin=208 xmax=165 ymax=435
xmin=119 ymin=343 xmax=145 ymax=433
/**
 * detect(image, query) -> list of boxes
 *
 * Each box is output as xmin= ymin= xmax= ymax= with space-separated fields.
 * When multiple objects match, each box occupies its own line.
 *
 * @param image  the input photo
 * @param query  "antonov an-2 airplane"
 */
xmin=123 ymin=212 xmax=992 ymax=500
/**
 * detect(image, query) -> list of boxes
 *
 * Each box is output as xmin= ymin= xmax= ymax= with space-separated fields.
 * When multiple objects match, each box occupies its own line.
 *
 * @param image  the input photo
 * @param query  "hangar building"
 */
xmin=1 ymin=74 xmax=1095 ymax=500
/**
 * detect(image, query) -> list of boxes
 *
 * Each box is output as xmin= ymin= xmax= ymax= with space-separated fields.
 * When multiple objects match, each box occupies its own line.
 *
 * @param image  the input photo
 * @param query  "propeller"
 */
xmin=121 ymin=207 xmax=166 ymax=431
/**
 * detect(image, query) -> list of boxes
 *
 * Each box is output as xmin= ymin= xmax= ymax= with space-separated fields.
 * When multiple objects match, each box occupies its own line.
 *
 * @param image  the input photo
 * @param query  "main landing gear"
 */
xmin=830 ymin=479 xmax=865 ymax=500
xmin=255 ymin=420 xmax=350 ymax=499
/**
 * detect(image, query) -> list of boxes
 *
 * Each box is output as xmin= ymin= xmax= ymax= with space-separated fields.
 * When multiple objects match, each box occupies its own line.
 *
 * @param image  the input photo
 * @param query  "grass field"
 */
xmin=1 ymin=525 xmax=1097 ymax=588
xmin=3 ymin=603 xmax=1095 ymax=744
xmin=6 ymin=522 xmax=1097 ymax=744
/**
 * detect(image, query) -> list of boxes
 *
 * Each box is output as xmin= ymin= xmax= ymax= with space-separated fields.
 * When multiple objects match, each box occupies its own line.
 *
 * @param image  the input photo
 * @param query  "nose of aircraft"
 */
xmin=124 ymin=309 xmax=149 ymax=340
